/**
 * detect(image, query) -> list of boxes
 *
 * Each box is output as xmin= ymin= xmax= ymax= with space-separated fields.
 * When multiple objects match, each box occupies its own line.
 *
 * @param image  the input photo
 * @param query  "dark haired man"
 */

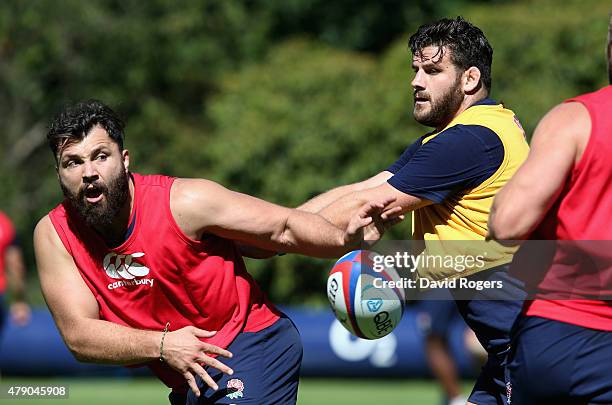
xmin=33 ymin=100 xmax=395 ymax=404
xmin=489 ymin=15 xmax=612 ymax=404
xmin=297 ymin=17 xmax=529 ymax=404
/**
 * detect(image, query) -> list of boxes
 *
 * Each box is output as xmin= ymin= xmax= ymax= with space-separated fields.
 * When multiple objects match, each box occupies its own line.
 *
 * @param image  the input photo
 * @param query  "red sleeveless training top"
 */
xmin=523 ymin=86 xmax=612 ymax=330
xmin=49 ymin=173 xmax=280 ymax=391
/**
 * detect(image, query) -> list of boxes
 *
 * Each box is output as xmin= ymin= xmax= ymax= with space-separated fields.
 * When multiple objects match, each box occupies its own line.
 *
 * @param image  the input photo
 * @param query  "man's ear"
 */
xmin=463 ymin=66 xmax=482 ymax=94
xmin=122 ymin=149 xmax=130 ymax=172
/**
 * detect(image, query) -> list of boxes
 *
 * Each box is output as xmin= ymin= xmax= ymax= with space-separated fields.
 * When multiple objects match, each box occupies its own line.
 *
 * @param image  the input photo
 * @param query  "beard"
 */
xmin=61 ymin=168 xmax=130 ymax=229
xmin=413 ymin=76 xmax=464 ymax=128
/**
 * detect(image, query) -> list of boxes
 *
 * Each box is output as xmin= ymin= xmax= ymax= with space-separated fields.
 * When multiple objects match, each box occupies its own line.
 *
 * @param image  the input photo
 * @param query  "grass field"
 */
xmin=0 ymin=377 xmax=474 ymax=404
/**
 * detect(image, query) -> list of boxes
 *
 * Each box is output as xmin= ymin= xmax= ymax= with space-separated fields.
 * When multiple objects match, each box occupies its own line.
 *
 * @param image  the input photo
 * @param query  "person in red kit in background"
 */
xmin=34 ymin=100 xmax=399 ymax=405
xmin=0 ymin=210 xmax=31 ymax=339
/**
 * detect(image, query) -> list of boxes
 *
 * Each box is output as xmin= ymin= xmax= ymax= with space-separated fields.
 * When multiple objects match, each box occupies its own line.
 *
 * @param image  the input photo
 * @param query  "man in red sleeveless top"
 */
xmin=488 ymin=17 xmax=612 ymax=404
xmin=33 ymin=100 xmax=396 ymax=404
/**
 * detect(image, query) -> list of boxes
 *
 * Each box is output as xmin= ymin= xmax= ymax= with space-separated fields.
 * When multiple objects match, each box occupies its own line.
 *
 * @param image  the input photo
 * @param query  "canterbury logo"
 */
xmin=102 ymin=252 xmax=150 ymax=280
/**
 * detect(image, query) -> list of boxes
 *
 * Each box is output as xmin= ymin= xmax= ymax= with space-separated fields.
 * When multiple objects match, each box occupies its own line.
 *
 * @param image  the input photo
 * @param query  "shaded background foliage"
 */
xmin=0 ymin=0 xmax=609 ymax=305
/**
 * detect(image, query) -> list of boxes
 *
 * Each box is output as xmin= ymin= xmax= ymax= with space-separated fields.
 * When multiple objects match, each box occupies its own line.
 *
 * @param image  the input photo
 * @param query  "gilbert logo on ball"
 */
xmin=327 ymin=250 xmax=404 ymax=340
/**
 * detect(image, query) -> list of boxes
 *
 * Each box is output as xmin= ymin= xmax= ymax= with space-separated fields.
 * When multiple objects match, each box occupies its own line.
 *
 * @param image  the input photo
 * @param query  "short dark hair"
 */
xmin=409 ymin=17 xmax=493 ymax=92
xmin=47 ymin=100 xmax=125 ymax=161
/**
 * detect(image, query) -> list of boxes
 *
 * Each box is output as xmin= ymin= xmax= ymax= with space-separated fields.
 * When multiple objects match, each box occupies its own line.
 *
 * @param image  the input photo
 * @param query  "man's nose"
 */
xmin=411 ymin=70 xmax=425 ymax=91
xmin=82 ymin=161 xmax=99 ymax=182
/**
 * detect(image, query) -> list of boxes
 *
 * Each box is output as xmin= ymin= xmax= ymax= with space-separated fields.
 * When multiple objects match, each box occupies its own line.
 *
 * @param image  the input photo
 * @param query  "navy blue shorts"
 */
xmin=450 ymin=266 xmax=526 ymax=405
xmin=509 ymin=316 xmax=612 ymax=405
xmin=182 ymin=315 xmax=303 ymax=405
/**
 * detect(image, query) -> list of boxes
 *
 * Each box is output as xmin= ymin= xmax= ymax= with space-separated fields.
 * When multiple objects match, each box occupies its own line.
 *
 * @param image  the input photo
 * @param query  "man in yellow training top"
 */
xmin=298 ymin=17 xmax=529 ymax=405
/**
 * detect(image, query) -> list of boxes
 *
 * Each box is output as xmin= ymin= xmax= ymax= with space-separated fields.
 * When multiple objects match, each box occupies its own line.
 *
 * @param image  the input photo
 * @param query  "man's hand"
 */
xmin=364 ymin=207 xmax=405 ymax=241
xmin=345 ymin=198 xmax=402 ymax=246
xmin=162 ymin=326 xmax=234 ymax=397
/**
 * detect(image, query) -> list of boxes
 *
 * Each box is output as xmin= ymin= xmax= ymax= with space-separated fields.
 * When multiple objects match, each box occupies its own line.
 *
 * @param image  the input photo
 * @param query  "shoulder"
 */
xmin=33 ymin=215 xmax=64 ymax=253
xmin=429 ymin=124 xmax=502 ymax=151
xmin=170 ymin=178 xmax=230 ymax=238
xmin=34 ymin=215 xmax=53 ymax=239
xmin=530 ymin=102 xmax=590 ymax=162
xmin=540 ymin=102 xmax=590 ymax=132
xmin=533 ymin=102 xmax=590 ymax=145
xmin=171 ymin=178 xmax=226 ymax=208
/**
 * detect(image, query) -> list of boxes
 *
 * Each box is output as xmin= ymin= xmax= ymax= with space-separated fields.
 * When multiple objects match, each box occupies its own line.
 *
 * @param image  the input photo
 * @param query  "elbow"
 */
xmin=65 ymin=338 xmax=86 ymax=362
xmin=490 ymin=228 xmax=526 ymax=245
xmin=72 ymin=351 xmax=89 ymax=363
xmin=489 ymin=210 xmax=530 ymax=242
xmin=62 ymin=330 xmax=91 ymax=363
xmin=70 ymin=346 xmax=95 ymax=364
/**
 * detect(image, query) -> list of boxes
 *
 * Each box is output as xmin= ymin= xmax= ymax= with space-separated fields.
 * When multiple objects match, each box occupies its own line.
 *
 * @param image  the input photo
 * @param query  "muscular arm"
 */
xmin=171 ymin=179 xmax=387 ymax=258
xmin=34 ymin=216 xmax=233 ymax=393
xmin=319 ymin=182 xmax=431 ymax=229
xmin=238 ymin=171 xmax=394 ymax=258
xmin=34 ymin=216 xmax=162 ymax=364
xmin=317 ymin=125 xmax=505 ymax=230
xmin=488 ymin=102 xmax=590 ymax=242
xmin=298 ymin=171 xmax=394 ymax=213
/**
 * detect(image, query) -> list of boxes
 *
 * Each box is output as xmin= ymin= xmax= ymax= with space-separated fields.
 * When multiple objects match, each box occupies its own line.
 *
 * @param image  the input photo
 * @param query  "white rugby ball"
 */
xmin=327 ymin=250 xmax=404 ymax=339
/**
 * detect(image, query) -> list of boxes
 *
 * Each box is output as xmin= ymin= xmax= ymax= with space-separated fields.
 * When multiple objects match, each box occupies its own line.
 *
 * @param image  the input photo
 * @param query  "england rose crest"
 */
xmin=226 ymin=378 xmax=244 ymax=399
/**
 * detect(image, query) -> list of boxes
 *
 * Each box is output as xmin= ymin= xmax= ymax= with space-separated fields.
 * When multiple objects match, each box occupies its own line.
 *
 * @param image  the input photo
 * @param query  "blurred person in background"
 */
xmin=415 ymin=292 xmax=469 ymax=405
xmin=0 ymin=210 xmax=31 ymax=335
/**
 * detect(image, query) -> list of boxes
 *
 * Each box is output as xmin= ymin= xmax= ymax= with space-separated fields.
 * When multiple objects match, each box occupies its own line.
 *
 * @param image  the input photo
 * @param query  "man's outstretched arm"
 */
xmin=317 ymin=182 xmax=431 ymax=230
xmin=34 ymin=216 xmax=233 ymax=395
xmin=171 ymin=178 xmax=394 ymax=258
xmin=298 ymin=171 xmax=394 ymax=213
xmin=488 ymin=102 xmax=590 ymax=242
xmin=239 ymin=171 xmax=395 ymax=258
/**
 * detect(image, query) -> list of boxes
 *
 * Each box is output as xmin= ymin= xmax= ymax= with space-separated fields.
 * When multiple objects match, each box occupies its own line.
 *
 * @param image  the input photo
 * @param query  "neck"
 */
xmin=95 ymin=176 xmax=135 ymax=247
xmin=434 ymin=89 xmax=489 ymax=132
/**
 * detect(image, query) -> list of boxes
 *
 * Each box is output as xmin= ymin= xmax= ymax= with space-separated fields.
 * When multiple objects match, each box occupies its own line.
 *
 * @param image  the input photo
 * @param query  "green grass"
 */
xmin=0 ymin=377 xmax=474 ymax=404
xmin=298 ymin=379 xmax=474 ymax=405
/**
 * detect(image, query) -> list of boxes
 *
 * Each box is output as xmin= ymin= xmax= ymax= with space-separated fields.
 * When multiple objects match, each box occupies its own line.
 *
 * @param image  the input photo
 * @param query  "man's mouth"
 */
xmin=414 ymin=94 xmax=430 ymax=104
xmin=84 ymin=185 xmax=104 ymax=204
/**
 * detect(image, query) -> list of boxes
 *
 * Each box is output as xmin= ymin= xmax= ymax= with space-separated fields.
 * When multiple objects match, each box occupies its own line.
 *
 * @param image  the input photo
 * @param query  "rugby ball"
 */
xmin=327 ymin=250 xmax=404 ymax=340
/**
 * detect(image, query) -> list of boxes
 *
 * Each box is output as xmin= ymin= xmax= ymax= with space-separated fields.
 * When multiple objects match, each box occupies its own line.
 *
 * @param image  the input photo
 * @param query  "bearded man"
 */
xmin=296 ymin=17 xmax=530 ymax=405
xmin=33 ymin=99 xmax=394 ymax=404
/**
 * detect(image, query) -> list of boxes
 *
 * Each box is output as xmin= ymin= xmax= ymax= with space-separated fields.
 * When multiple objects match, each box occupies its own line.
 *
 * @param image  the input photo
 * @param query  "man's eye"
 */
xmin=96 ymin=154 xmax=107 ymax=161
xmin=66 ymin=161 xmax=78 ymax=168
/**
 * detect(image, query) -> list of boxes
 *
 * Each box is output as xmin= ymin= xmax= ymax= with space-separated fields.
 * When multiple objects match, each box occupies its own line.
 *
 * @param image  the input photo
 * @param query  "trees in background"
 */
xmin=0 ymin=0 xmax=608 ymax=304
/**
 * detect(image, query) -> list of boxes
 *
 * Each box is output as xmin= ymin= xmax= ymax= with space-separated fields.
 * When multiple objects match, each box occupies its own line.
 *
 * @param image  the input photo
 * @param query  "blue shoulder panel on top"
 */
xmin=387 ymin=124 xmax=504 ymax=203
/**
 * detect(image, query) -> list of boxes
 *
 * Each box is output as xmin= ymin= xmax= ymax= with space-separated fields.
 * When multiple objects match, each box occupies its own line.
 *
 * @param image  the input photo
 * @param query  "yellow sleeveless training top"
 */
xmin=413 ymin=103 xmax=529 ymax=281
